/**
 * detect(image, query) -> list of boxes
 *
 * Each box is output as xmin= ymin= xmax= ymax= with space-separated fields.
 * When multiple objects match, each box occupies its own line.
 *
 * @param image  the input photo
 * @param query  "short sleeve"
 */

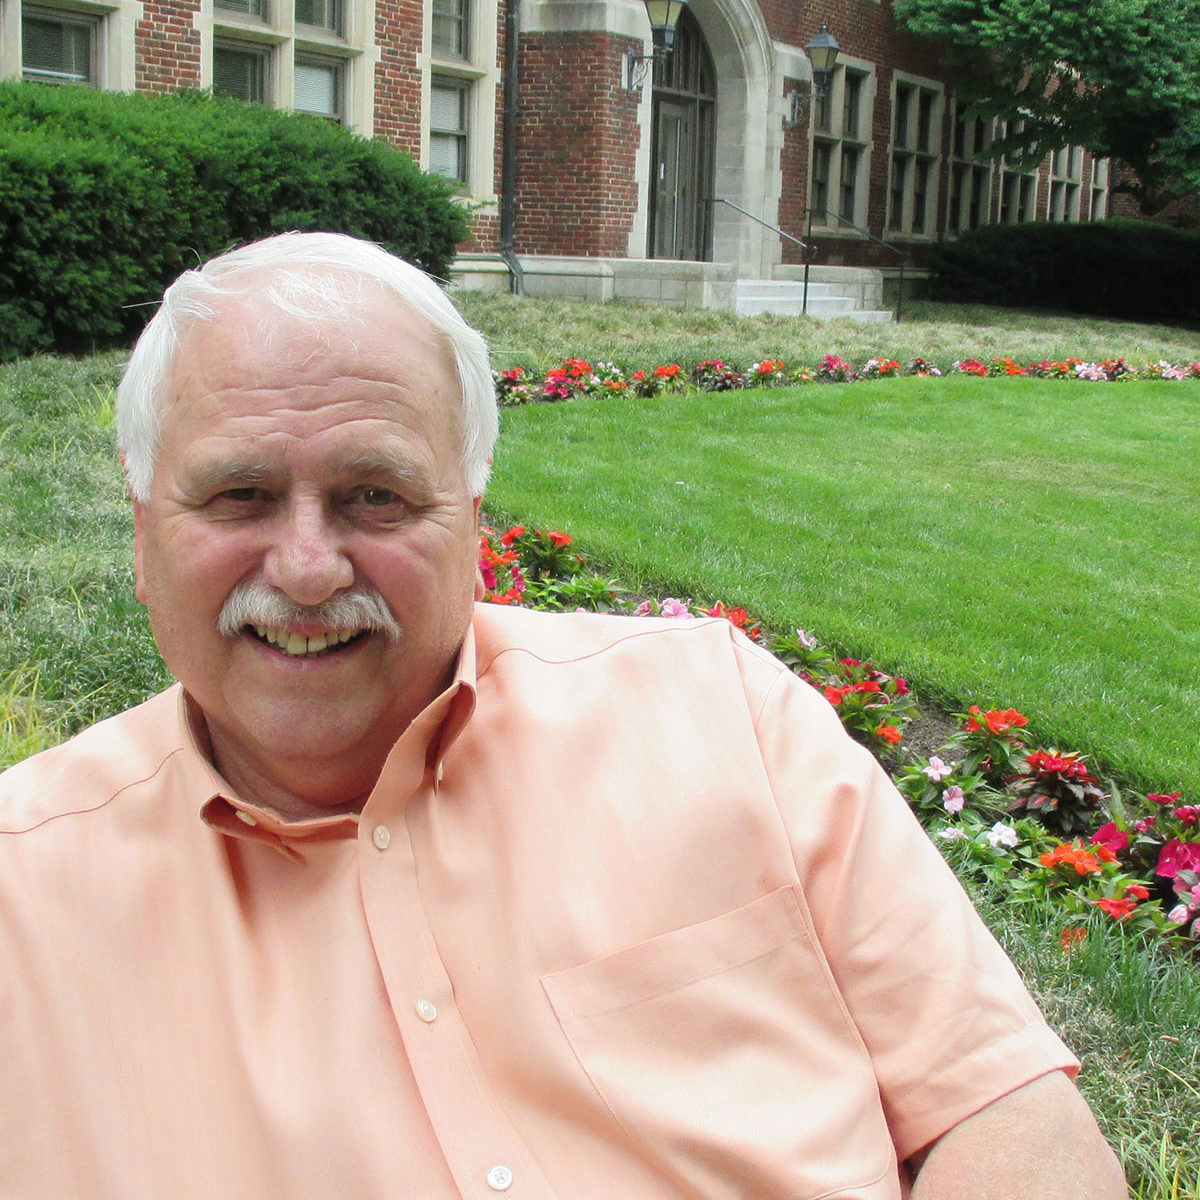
xmin=742 ymin=648 xmax=1079 ymax=1159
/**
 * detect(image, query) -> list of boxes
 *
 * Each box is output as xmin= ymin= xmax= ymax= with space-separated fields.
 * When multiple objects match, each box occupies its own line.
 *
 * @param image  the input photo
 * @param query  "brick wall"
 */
xmin=136 ymin=0 xmax=202 ymax=91
xmin=513 ymin=31 xmax=642 ymax=257
xmin=373 ymin=0 xmax=424 ymax=157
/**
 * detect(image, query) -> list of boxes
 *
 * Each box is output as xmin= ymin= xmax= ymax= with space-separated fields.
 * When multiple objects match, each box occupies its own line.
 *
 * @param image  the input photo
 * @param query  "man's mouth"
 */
xmin=245 ymin=625 xmax=368 ymax=658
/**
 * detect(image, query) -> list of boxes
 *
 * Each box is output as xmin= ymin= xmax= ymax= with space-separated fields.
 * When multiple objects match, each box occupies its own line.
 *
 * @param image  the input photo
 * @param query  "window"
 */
xmin=809 ymin=62 xmax=872 ymax=230
xmin=213 ymin=42 xmax=267 ymax=102
xmin=1047 ymin=145 xmax=1083 ymax=222
xmin=1089 ymin=158 xmax=1110 ymax=221
xmin=946 ymin=104 xmax=992 ymax=233
xmin=294 ymin=56 xmax=342 ymax=118
xmin=888 ymin=77 xmax=942 ymax=235
xmin=296 ymin=0 xmax=340 ymax=31
xmin=214 ymin=0 xmax=267 ymax=16
xmin=996 ymin=121 xmax=1038 ymax=224
xmin=431 ymin=0 xmax=467 ymax=58
xmin=21 ymin=6 xmax=97 ymax=84
xmin=429 ymin=76 xmax=469 ymax=184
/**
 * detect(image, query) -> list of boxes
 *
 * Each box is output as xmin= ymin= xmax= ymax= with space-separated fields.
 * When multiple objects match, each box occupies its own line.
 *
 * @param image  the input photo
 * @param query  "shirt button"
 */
xmin=486 ymin=1165 xmax=513 ymax=1191
xmin=415 ymin=998 xmax=438 ymax=1023
xmin=372 ymin=824 xmax=391 ymax=851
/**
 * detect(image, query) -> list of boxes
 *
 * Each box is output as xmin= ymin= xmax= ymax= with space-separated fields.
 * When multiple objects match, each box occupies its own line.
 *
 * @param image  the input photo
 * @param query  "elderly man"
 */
xmin=1 ymin=232 xmax=1125 ymax=1199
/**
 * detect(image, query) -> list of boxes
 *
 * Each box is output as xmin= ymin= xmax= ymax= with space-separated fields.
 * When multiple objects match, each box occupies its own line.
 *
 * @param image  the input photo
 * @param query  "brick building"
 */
xmin=1 ymin=0 xmax=1115 ymax=312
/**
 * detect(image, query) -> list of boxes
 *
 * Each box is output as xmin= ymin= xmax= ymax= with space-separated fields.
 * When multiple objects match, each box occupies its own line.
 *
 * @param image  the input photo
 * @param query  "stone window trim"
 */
xmin=193 ymin=0 xmax=369 ymax=130
xmin=1089 ymin=156 xmax=1111 ymax=221
xmin=418 ymin=0 xmax=499 ymax=204
xmin=995 ymin=118 xmax=1038 ymax=225
xmin=806 ymin=52 xmax=875 ymax=236
xmin=2 ymin=0 xmax=139 ymax=90
xmin=887 ymin=71 xmax=944 ymax=239
xmin=1046 ymin=144 xmax=1083 ymax=222
xmin=945 ymin=99 xmax=994 ymax=235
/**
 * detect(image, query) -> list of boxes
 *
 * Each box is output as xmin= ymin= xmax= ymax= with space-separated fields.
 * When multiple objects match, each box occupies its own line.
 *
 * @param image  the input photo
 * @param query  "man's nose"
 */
xmin=262 ymin=499 xmax=354 ymax=606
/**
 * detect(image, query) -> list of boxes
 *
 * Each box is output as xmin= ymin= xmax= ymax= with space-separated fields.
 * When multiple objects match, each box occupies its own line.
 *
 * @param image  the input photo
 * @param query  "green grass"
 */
xmin=486 ymin=376 xmax=1200 ymax=796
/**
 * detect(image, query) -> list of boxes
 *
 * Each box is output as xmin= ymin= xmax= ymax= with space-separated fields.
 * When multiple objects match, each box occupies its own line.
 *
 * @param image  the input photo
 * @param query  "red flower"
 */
xmin=824 ymin=685 xmax=851 ymax=706
xmin=499 ymin=525 xmax=525 ymax=546
xmin=1026 ymin=750 xmax=1094 ymax=781
xmin=1173 ymin=806 xmax=1199 ymax=826
xmin=1090 ymin=822 xmax=1129 ymax=854
xmin=1126 ymin=884 xmax=1151 ymax=900
xmin=853 ymin=680 xmax=882 ymax=694
xmin=1059 ymin=927 xmax=1087 ymax=952
xmin=631 ymin=370 xmax=646 ymax=381
xmin=544 ymin=531 xmax=573 ymax=547
xmin=654 ymin=363 xmax=682 ymax=378
xmin=1091 ymin=897 xmax=1137 ymax=920
xmin=875 ymin=724 xmax=903 ymax=744
xmin=1157 ymin=839 xmax=1200 ymax=879
xmin=1147 ymin=792 xmax=1181 ymax=805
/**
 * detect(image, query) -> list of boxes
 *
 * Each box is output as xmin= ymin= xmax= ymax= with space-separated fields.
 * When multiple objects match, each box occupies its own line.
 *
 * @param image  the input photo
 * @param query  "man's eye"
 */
xmin=219 ymin=488 xmax=263 ymax=503
xmin=359 ymin=487 xmax=401 ymax=507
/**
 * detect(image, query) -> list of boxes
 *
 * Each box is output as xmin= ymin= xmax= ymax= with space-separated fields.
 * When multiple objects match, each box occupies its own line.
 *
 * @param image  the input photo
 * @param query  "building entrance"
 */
xmin=649 ymin=8 xmax=716 ymax=261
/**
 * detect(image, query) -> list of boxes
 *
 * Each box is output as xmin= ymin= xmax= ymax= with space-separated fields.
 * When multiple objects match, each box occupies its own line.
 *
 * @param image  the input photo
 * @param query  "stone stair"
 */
xmin=733 ymin=276 xmax=894 ymax=323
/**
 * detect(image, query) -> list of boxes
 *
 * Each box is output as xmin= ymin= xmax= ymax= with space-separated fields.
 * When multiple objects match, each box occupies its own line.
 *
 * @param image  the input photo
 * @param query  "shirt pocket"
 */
xmin=540 ymin=886 xmax=899 ymax=1200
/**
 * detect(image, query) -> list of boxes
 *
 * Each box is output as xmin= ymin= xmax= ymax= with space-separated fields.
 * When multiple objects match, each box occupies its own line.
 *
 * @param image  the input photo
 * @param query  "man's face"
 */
xmin=132 ymin=287 xmax=482 ymax=813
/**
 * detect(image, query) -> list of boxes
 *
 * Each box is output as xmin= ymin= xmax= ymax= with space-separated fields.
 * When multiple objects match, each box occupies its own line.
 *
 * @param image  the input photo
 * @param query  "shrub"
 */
xmin=928 ymin=220 xmax=1200 ymax=323
xmin=0 ymin=81 xmax=471 ymax=360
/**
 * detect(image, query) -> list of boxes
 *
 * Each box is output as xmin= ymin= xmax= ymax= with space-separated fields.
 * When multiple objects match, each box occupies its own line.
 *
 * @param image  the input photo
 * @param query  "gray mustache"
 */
xmin=216 ymin=579 xmax=402 ymax=641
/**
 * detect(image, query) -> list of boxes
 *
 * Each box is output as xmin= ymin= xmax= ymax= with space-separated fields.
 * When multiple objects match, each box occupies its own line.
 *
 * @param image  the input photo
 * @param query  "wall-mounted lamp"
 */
xmin=783 ymin=25 xmax=841 ymax=127
xmin=626 ymin=0 xmax=689 ymax=96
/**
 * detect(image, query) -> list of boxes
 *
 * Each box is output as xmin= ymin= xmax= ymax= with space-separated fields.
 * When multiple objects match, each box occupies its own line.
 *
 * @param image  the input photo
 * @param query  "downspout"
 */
xmin=499 ymin=0 xmax=524 ymax=294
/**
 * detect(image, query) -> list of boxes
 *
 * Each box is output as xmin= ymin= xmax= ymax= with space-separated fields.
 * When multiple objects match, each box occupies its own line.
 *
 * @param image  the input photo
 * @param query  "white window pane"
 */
xmin=429 ymin=133 xmax=464 ymax=181
xmin=295 ymin=61 xmax=338 ymax=115
xmin=430 ymin=83 xmax=464 ymax=130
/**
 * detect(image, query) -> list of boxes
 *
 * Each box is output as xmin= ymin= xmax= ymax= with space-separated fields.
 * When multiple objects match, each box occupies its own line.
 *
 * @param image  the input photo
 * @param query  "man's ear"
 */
xmin=132 ymin=498 xmax=149 ymax=605
xmin=472 ymin=495 xmax=485 ymax=602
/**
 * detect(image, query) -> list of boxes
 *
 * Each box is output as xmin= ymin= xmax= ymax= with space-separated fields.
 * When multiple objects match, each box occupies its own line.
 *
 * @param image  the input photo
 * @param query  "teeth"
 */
xmin=246 ymin=626 xmax=361 ymax=656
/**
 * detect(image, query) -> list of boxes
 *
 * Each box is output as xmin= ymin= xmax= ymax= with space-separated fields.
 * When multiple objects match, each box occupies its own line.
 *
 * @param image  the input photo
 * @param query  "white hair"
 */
xmin=116 ymin=231 xmax=496 ymax=501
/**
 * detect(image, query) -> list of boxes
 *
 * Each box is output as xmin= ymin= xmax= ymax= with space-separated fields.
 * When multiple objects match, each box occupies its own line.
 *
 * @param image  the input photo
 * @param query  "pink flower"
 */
xmin=1090 ymin=822 xmax=1130 ymax=854
xmin=1133 ymin=816 xmax=1157 ymax=833
xmin=1147 ymin=792 xmax=1181 ymax=805
xmin=1173 ymin=806 xmax=1200 ymax=826
xmin=1157 ymin=838 xmax=1200 ymax=879
xmin=943 ymin=786 xmax=966 ymax=814
xmin=660 ymin=598 xmax=695 ymax=620
xmin=1167 ymin=904 xmax=1190 ymax=924
xmin=939 ymin=828 xmax=968 ymax=841
xmin=633 ymin=600 xmax=655 ymax=616
xmin=922 ymin=756 xmax=953 ymax=782
xmin=796 ymin=628 xmax=818 ymax=649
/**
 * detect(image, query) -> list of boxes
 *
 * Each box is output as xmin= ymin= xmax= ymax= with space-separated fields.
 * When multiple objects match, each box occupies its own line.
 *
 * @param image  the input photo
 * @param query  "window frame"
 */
xmin=887 ymin=73 xmax=943 ymax=238
xmin=807 ymin=56 xmax=874 ymax=234
xmin=428 ymin=72 xmax=470 ymax=186
xmin=945 ymin=100 xmax=994 ymax=235
xmin=20 ymin=3 xmax=99 ymax=85
xmin=212 ymin=37 xmax=270 ymax=103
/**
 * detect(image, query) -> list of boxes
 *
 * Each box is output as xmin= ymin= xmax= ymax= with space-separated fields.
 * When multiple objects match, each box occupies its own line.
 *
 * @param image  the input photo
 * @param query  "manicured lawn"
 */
xmin=486 ymin=375 xmax=1200 ymax=797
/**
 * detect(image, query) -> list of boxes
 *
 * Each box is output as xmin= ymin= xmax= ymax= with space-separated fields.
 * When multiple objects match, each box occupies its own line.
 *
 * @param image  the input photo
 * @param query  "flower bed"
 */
xmin=493 ymin=356 xmax=1200 ymax=403
xmin=479 ymin=523 xmax=1200 ymax=955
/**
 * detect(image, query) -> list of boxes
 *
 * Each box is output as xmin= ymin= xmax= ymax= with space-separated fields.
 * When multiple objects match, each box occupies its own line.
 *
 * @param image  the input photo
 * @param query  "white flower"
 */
xmin=938 ymin=828 xmax=968 ymax=841
xmin=922 ymin=756 xmax=953 ymax=782
xmin=942 ymin=785 xmax=966 ymax=814
xmin=796 ymin=628 xmax=818 ymax=649
xmin=986 ymin=822 xmax=1019 ymax=849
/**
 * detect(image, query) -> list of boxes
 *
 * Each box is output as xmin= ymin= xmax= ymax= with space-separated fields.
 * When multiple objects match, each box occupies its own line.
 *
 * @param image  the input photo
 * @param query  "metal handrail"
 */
xmin=805 ymin=207 xmax=912 ymax=321
xmin=704 ymin=198 xmax=808 ymax=253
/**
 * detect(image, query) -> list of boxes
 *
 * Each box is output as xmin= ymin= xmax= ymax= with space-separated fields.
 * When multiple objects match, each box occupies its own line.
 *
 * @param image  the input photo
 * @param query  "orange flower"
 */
xmin=1039 ymin=841 xmax=1104 ymax=875
xmin=875 ymin=724 xmax=903 ymax=744
xmin=545 ymin=531 xmax=573 ymax=546
xmin=964 ymin=705 xmax=1028 ymax=736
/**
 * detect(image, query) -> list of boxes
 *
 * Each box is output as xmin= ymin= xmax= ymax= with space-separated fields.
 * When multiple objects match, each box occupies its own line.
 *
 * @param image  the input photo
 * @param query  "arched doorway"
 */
xmin=648 ymin=7 xmax=716 ymax=261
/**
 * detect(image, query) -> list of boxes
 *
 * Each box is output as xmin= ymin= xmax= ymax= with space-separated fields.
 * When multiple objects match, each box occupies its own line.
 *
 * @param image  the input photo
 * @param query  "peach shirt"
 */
xmin=0 ymin=606 xmax=1077 ymax=1200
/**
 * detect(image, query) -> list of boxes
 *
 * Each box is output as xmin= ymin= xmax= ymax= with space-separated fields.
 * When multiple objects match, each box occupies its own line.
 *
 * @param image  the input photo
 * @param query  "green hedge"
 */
xmin=0 ymin=82 xmax=471 ymax=360
xmin=929 ymin=220 xmax=1200 ymax=323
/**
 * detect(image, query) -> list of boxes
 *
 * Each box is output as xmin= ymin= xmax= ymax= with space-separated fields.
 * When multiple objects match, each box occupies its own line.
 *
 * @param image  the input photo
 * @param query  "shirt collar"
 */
xmin=195 ymin=621 xmax=479 ymax=858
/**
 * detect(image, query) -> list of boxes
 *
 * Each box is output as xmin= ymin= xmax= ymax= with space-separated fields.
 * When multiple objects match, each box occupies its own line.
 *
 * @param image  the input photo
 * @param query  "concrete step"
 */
xmin=733 ymin=278 xmax=892 ymax=322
